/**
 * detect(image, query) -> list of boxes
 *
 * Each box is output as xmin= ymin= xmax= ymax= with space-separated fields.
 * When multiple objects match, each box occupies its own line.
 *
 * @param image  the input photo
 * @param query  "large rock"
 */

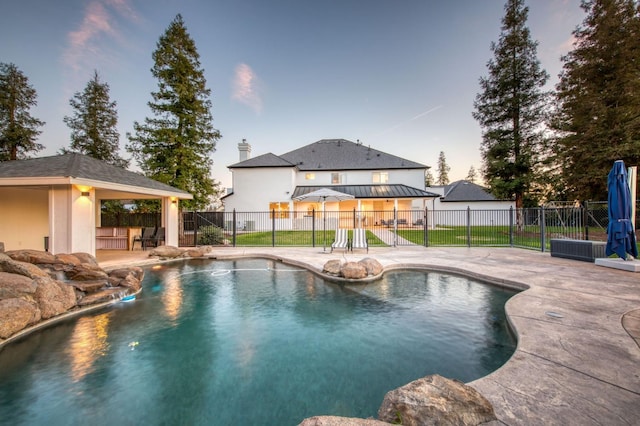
xmin=67 ymin=263 xmax=109 ymax=281
xmin=340 ymin=262 xmax=368 ymax=279
xmin=149 ymin=245 xmax=184 ymax=258
xmin=182 ymin=246 xmax=213 ymax=258
xmin=323 ymin=259 xmax=343 ymax=276
xmin=0 ymin=272 xmax=37 ymax=299
xmin=0 ymin=298 xmax=41 ymax=339
xmin=54 ymin=253 xmax=83 ymax=266
xmin=5 ymin=249 xmax=58 ymax=265
xmin=70 ymin=252 xmax=99 ymax=266
xmin=33 ymin=276 xmax=77 ymax=319
xmin=0 ymin=255 xmax=49 ymax=279
xmin=299 ymin=416 xmax=391 ymax=426
xmin=358 ymin=258 xmax=383 ymax=276
xmin=377 ymin=375 xmax=496 ymax=426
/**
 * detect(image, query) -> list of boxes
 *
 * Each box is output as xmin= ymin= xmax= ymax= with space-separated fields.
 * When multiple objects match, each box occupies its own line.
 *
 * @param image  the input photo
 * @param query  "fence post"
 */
xmin=312 ymin=209 xmax=316 ymax=248
xmin=424 ymin=207 xmax=429 ymax=247
xmin=232 ymin=209 xmax=237 ymax=247
xmin=584 ymin=201 xmax=590 ymax=241
xmin=393 ymin=208 xmax=398 ymax=247
xmin=193 ymin=211 xmax=198 ymax=246
xmin=466 ymin=207 xmax=471 ymax=248
xmin=353 ymin=208 xmax=356 ymax=229
xmin=272 ymin=209 xmax=276 ymax=247
xmin=509 ymin=206 xmax=514 ymax=247
xmin=540 ymin=206 xmax=546 ymax=252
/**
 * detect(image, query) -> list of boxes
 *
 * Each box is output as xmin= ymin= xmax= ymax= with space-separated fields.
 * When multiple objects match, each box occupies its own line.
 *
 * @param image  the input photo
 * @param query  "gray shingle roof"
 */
xmin=440 ymin=180 xmax=498 ymax=202
xmin=228 ymin=152 xmax=294 ymax=168
xmin=0 ymin=153 xmax=190 ymax=195
xmin=229 ymin=139 xmax=426 ymax=171
xmin=292 ymin=184 xmax=439 ymax=199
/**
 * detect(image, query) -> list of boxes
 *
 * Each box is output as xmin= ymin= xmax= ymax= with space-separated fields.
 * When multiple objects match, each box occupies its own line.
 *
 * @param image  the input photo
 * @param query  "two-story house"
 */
xmin=222 ymin=139 xmax=439 ymax=226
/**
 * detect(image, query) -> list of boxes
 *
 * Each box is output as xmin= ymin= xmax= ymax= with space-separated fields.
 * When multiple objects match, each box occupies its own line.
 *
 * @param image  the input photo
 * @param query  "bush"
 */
xmin=197 ymin=225 xmax=224 ymax=245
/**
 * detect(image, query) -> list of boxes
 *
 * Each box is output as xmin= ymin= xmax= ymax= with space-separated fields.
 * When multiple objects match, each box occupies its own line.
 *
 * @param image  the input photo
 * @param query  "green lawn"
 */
xmin=232 ymin=229 xmax=386 ymax=247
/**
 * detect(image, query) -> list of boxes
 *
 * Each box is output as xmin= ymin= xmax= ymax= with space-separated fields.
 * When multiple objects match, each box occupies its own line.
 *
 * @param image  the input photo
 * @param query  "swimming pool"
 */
xmin=0 ymin=258 xmax=517 ymax=425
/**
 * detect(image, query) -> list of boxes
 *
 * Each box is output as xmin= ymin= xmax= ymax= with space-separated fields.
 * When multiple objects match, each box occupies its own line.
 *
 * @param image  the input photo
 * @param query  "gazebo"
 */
xmin=0 ymin=153 xmax=192 ymax=256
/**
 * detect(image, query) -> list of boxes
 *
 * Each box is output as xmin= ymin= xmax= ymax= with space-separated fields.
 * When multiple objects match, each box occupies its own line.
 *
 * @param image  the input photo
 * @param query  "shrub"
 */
xmin=197 ymin=225 xmax=224 ymax=245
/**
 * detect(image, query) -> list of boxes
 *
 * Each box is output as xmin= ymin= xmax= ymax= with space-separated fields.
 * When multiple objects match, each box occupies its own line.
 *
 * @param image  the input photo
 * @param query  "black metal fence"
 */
xmin=100 ymin=202 xmax=639 ymax=251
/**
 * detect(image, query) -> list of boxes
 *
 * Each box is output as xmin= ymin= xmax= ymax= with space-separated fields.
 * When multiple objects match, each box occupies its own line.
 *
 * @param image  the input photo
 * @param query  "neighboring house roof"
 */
xmin=228 ymin=152 xmax=295 ymax=168
xmin=0 ymin=153 xmax=192 ymax=198
xmin=229 ymin=139 xmax=427 ymax=171
xmin=437 ymin=180 xmax=500 ymax=202
xmin=292 ymin=184 xmax=439 ymax=199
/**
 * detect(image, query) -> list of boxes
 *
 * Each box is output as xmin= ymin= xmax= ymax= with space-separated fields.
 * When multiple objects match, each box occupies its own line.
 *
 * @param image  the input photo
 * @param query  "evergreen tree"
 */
xmin=63 ymin=70 xmax=128 ymax=167
xmin=436 ymin=151 xmax=450 ymax=185
xmin=466 ymin=165 xmax=478 ymax=183
xmin=127 ymin=14 xmax=221 ymax=210
xmin=553 ymin=0 xmax=640 ymax=201
xmin=472 ymin=0 xmax=550 ymax=209
xmin=0 ymin=63 xmax=45 ymax=161
xmin=424 ymin=168 xmax=435 ymax=187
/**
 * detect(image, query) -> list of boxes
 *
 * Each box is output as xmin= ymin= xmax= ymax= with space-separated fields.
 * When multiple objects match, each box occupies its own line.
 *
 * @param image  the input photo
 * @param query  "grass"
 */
xmin=232 ymin=229 xmax=386 ymax=247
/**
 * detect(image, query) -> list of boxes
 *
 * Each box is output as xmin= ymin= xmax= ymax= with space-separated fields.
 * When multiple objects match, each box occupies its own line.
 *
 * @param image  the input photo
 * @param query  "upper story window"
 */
xmin=372 ymin=171 xmax=389 ymax=184
xmin=305 ymin=173 xmax=315 ymax=180
xmin=331 ymin=172 xmax=345 ymax=184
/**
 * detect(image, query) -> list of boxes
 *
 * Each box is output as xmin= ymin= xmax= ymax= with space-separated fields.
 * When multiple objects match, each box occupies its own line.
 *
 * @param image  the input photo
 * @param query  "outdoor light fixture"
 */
xmin=81 ymin=191 xmax=90 ymax=197
xmin=172 ymin=199 xmax=178 ymax=204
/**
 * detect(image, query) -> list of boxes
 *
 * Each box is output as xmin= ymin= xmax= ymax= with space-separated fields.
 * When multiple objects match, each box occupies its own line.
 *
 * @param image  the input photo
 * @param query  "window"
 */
xmin=269 ymin=202 xmax=290 ymax=219
xmin=305 ymin=173 xmax=315 ymax=180
xmin=331 ymin=172 xmax=345 ymax=184
xmin=372 ymin=171 xmax=389 ymax=183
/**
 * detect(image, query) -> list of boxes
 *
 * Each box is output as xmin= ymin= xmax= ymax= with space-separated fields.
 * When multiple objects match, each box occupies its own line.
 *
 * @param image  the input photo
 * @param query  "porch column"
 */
xmin=49 ymin=186 xmax=96 ymax=255
xmin=161 ymin=197 xmax=180 ymax=247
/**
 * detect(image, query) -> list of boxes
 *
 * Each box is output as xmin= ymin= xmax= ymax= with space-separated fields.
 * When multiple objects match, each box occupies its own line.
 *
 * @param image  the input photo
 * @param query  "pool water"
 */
xmin=0 ymin=258 xmax=517 ymax=425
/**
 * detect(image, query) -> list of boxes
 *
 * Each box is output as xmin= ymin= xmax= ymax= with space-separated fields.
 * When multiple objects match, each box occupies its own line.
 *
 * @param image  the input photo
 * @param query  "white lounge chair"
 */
xmin=351 ymin=228 xmax=368 ymax=253
xmin=331 ymin=229 xmax=349 ymax=252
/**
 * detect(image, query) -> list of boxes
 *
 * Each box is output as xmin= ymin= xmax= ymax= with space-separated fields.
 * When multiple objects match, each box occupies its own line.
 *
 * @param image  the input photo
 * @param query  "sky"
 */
xmin=1 ymin=0 xmax=585 ymax=191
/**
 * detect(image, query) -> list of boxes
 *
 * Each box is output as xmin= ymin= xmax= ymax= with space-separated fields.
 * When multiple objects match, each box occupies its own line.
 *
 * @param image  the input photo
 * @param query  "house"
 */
xmin=426 ymin=180 xmax=515 ymax=226
xmin=222 ymin=139 xmax=439 ymax=228
xmin=0 ymin=153 xmax=192 ymax=255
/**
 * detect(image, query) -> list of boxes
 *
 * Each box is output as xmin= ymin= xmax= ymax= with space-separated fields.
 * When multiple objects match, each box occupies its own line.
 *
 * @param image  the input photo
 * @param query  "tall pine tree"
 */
xmin=553 ymin=0 xmax=640 ymax=201
xmin=63 ymin=70 xmax=128 ymax=167
xmin=127 ymin=14 xmax=221 ymax=210
xmin=0 ymin=63 xmax=45 ymax=161
xmin=473 ymin=0 xmax=549 ymax=209
xmin=436 ymin=151 xmax=450 ymax=185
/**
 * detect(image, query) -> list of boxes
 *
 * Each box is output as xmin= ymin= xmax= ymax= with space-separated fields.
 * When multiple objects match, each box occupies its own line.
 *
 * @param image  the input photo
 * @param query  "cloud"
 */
xmin=232 ymin=63 xmax=263 ymax=114
xmin=64 ymin=0 xmax=138 ymax=73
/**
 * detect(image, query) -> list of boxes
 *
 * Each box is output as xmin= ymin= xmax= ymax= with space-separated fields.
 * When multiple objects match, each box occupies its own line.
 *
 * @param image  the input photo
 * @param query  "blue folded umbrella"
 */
xmin=605 ymin=160 xmax=638 ymax=260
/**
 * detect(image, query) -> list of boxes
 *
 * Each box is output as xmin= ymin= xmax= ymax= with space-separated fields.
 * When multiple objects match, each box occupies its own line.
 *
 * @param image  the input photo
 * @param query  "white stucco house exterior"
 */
xmin=0 ymin=153 xmax=192 ymax=256
xmin=426 ymin=180 xmax=516 ymax=226
xmin=222 ymin=139 xmax=440 ymax=228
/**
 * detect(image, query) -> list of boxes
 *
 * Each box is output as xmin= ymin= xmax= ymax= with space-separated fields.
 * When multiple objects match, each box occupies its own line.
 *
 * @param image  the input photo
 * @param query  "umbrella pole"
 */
xmin=323 ymin=199 xmax=326 ymax=252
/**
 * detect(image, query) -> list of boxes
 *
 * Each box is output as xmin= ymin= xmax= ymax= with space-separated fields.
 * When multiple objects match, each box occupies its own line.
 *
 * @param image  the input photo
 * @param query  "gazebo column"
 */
xmin=161 ymin=197 xmax=180 ymax=247
xmin=49 ymin=186 xmax=96 ymax=255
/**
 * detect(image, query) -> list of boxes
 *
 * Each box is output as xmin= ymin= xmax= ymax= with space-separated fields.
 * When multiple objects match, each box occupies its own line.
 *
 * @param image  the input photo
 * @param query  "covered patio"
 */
xmin=0 ymin=153 xmax=192 ymax=256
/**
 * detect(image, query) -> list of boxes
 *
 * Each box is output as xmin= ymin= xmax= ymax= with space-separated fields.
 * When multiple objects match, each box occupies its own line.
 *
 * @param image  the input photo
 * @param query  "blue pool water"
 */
xmin=0 ymin=258 xmax=517 ymax=425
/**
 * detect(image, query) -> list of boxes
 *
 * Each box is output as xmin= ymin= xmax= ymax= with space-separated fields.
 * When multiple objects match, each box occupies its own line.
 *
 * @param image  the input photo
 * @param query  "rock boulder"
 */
xmin=358 ymin=258 xmax=383 ymax=276
xmin=149 ymin=245 xmax=184 ymax=258
xmin=0 ymin=298 xmax=41 ymax=339
xmin=33 ymin=276 xmax=77 ymax=319
xmin=299 ymin=416 xmax=391 ymax=426
xmin=323 ymin=259 xmax=342 ymax=276
xmin=340 ymin=262 xmax=368 ymax=279
xmin=0 ymin=271 xmax=37 ymax=299
xmin=377 ymin=374 xmax=497 ymax=426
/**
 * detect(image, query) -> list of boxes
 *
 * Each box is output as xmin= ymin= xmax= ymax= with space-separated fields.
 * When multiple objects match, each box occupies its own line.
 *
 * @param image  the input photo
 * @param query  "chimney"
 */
xmin=238 ymin=139 xmax=251 ymax=162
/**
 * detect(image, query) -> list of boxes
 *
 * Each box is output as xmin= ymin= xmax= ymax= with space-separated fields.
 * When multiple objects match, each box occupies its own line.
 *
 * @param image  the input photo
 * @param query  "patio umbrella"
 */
xmin=605 ymin=160 xmax=638 ymax=260
xmin=293 ymin=188 xmax=354 ymax=251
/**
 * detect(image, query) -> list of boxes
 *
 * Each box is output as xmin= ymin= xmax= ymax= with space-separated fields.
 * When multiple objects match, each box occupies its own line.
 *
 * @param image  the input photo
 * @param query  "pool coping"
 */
xmin=5 ymin=246 xmax=640 ymax=424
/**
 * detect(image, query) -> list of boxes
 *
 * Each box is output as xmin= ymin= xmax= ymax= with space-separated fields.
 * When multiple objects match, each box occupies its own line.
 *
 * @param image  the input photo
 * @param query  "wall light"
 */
xmin=171 ymin=199 xmax=178 ymax=204
xmin=81 ymin=191 xmax=90 ymax=197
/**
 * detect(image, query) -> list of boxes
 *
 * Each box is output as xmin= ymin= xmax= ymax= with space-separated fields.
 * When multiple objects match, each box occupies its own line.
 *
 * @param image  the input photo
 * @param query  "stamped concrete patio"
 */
xmin=97 ymin=246 xmax=640 ymax=425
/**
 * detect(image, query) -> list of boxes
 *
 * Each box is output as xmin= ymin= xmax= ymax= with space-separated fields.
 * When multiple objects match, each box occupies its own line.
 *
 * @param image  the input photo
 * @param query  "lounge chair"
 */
xmin=141 ymin=227 xmax=165 ymax=250
xmin=413 ymin=218 xmax=424 ymax=226
xmin=351 ymin=228 xmax=368 ymax=253
xmin=132 ymin=227 xmax=155 ymax=250
xmin=331 ymin=229 xmax=349 ymax=252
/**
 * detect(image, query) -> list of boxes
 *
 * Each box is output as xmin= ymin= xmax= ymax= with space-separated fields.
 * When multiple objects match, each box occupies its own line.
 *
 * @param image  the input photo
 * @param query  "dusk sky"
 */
xmin=1 ymin=0 xmax=584 ymax=190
